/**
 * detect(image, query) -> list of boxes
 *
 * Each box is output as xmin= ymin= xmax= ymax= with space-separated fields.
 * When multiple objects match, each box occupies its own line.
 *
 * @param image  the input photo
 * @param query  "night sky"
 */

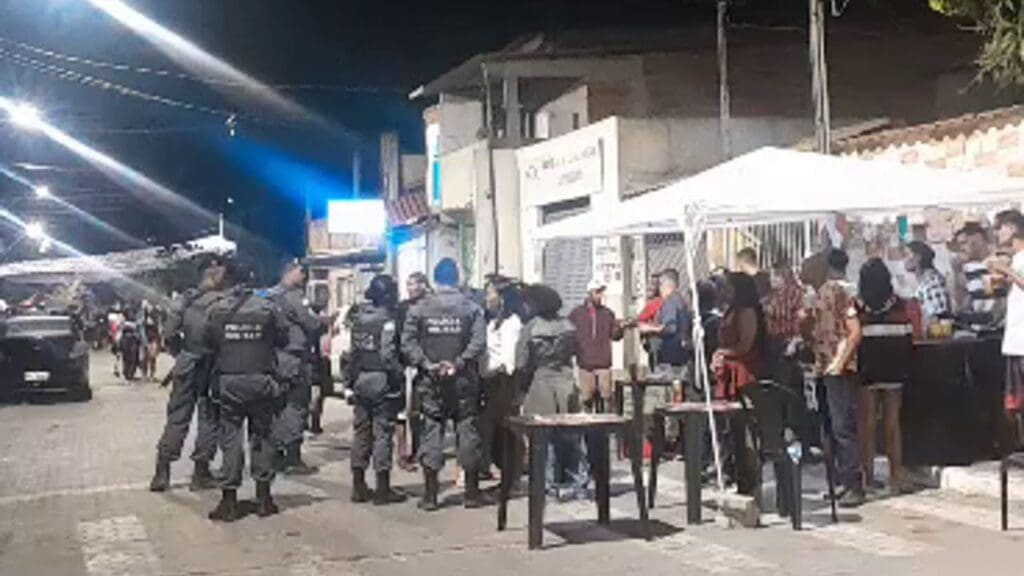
xmin=0 ymin=0 xmax=944 ymax=259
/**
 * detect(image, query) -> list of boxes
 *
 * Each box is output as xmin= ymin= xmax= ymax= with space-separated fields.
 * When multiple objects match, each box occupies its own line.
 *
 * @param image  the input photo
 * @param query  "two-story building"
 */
xmin=407 ymin=23 xmax=988 ymax=292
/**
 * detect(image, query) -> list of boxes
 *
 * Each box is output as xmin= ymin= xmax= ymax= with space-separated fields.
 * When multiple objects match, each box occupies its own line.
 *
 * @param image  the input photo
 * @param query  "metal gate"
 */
xmin=711 ymin=221 xmax=818 ymax=271
xmin=542 ymin=198 xmax=592 ymax=313
xmin=644 ymin=232 xmax=711 ymax=289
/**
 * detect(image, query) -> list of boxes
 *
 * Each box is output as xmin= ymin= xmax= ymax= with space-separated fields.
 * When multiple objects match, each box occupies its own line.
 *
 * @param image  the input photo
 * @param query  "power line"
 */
xmin=0 ymin=35 xmax=402 ymax=94
xmin=0 ymin=46 xmax=319 ymax=133
xmin=0 ymin=46 xmax=237 ymax=119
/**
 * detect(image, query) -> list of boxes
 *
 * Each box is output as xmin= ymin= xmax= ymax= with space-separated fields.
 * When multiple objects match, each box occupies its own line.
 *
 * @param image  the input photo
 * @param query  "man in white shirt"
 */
xmin=987 ymin=210 xmax=1024 ymax=447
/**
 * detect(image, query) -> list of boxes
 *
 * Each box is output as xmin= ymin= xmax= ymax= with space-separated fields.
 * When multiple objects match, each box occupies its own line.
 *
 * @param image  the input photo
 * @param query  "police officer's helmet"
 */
xmin=223 ymin=258 xmax=255 ymax=288
xmin=364 ymin=274 xmax=397 ymax=307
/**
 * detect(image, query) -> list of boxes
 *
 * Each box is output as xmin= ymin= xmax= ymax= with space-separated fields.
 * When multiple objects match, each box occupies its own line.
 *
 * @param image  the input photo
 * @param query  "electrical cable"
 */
xmin=0 ymin=35 xmax=401 ymax=94
xmin=0 ymin=47 xmax=313 ymax=131
xmin=0 ymin=47 xmax=235 ymax=118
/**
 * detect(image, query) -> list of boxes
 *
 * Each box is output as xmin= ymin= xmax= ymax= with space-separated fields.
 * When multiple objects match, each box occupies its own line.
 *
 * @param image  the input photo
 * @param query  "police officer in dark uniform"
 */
xmin=395 ymin=272 xmax=431 ymax=471
xmin=266 ymin=260 xmax=326 ymax=475
xmin=402 ymin=258 xmax=487 ymax=511
xmin=150 ymin=256 xmax=227 ymax=493
xmin=347 ymin=274 xmax=407 ymax=505
xmin=206 ymin=262 xmax=291 ymax=522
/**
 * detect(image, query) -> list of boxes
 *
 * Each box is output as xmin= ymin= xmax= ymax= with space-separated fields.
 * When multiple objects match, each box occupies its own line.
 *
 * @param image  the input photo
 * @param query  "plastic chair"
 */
xmin=1002 ymin=452 xmax=1024 ymax=531
xmin=740 ymin=379 xmax=838 ymax=530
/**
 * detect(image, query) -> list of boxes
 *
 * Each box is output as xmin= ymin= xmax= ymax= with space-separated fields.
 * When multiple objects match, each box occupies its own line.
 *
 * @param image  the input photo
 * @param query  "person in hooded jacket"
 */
xmin=519 ymin=284 xmax=590 ymax=501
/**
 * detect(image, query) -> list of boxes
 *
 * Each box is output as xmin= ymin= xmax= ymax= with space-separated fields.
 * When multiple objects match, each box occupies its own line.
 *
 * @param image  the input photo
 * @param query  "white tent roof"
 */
xmin=537 ymin=147 xmax=1024 ymax=239
xmin=0 ymin=234 xmax=237 ymax=282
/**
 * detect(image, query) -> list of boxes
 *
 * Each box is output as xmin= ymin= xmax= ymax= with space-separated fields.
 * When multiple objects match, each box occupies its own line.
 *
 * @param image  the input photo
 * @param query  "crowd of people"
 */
xmin=148 ymin=208 xmax=1024 ymax=523
xmin=99 ymin=299 xmax=165 ymax=381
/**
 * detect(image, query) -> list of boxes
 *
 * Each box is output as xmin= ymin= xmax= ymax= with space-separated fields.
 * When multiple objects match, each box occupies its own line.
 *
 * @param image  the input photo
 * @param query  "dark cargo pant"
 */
xmin=351 ymin=371 xmax=401 ymax=472
xmin=418 ymin=371 xmax=481 ymax=473
xmin=156 ymin=351 xmax=218 ymax=463
xmin=825 ymin=374 xmax=863 ymax=491
xmin=272 ymin=355 xmax=312 ymax=449
xmin=218 ymin=374 xmax=279 ymax=489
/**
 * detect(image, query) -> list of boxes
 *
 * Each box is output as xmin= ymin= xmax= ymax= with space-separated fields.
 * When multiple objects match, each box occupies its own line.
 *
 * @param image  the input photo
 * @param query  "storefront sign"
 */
xmin=521 ymin=138 xmax=603 ymax=205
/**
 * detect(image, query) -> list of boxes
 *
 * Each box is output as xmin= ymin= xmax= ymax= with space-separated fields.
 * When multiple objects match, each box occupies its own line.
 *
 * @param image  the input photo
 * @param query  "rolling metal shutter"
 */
xmin=645 ymin=233 xmax=708 ymax=290
xmin=542 ymin=199 xmax=592 ymax=313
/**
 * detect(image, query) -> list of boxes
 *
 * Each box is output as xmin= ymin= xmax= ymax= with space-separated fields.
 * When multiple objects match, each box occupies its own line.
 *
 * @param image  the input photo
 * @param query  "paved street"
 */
xmin=1 ymin=351 xmax=1023 ymax=576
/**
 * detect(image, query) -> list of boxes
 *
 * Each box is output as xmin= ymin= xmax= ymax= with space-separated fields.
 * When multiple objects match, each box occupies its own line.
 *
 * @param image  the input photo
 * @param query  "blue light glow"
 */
xmin=220 ymin=138 xmax=353 ymax=210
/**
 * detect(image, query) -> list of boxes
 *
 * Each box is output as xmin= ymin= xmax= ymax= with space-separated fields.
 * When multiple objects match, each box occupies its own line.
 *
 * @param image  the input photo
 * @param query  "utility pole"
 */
xmin=809 ymin=0 xmax=832 ymax=154
xmin=482 ymin=63 xmax=500 ymax=277
xmin=352 ymin=149 xmax=362 ymax=199
xmin=303 ymin=183 xmax=311 ymax=256
xmin=717 ymin=0 xmax=732 ymax=160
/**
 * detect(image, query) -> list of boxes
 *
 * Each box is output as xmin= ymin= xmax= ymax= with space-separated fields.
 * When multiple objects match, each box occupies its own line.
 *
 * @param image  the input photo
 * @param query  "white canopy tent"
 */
xmin=0 ymin=234 xmax=237 ymax=283
xmin=537 ymin=147 xmax=1024 ymax=239
xmin=535 ymin=147 xmax=1024 ymax=507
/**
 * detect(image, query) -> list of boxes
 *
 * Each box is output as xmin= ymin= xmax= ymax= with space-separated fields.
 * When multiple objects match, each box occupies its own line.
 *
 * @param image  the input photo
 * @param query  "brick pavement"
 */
xmin=2 ymin=351 xmax=1024 ymax=575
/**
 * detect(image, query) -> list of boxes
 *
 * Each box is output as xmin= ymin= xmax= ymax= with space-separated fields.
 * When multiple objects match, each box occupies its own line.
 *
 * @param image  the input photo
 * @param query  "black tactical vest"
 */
xmin=216 ymin=295 xmax=276 ymax=375
xmin=182 ymin=291 xmax=222 ymax=354
xmin=350 ymin=305 xmax=394 ymax=372
xmin=420 ymin=312 xmax=470 ymax=363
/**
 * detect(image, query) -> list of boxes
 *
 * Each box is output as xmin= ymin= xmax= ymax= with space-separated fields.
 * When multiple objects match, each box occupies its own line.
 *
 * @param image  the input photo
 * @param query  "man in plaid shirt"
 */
xmin=906 ymin=241 xmax=952 ymax=325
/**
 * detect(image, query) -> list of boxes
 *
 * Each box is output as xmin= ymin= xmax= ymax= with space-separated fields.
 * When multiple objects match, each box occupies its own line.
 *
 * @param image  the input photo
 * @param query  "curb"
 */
xmin=932 ymin=461 xmax=1024 ymax=502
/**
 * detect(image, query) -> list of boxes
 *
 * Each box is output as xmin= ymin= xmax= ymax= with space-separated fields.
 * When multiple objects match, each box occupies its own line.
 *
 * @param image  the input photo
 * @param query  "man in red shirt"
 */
xmin=569 ymin=279 xmax=624 ymax=413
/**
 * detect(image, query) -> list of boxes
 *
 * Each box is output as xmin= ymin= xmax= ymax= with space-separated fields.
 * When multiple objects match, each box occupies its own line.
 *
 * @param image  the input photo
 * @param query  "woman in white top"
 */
xmin=480 ymin=276 xmax=525 ymax=481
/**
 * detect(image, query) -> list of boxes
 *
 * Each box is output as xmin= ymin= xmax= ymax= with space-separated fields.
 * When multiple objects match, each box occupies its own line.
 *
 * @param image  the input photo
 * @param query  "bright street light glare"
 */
xmin=34 ymin=185 xmax=51 ymax=199
xmin=3 ymin=101 xmax=44 ymax=131
xmin=25 ymin=221 xmax=46 ymax=240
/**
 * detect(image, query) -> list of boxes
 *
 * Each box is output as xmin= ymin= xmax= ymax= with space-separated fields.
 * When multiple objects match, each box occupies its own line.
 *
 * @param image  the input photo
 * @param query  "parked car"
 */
xmin=0 ymin=314 xmax=91 ymax=401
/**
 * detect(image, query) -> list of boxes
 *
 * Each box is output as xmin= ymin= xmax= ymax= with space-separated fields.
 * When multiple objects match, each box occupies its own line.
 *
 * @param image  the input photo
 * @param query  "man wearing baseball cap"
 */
xmin=568 ymin=278 xmax=623 ymax=413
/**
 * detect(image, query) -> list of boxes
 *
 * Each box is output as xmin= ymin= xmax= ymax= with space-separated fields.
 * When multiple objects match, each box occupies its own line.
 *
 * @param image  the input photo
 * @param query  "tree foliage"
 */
xmin=930 ymin=0 xmax=1024 ymax=88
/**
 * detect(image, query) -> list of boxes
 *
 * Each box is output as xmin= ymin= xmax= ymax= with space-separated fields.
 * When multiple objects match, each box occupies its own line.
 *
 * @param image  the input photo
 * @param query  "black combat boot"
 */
xmin=418 ymin=469 xmax=440 ymax=511
xmin=189 ymin=461 xmax=219 ymax=492
xmin=255 ymin=481 xmax=279 ymax=517
xmin=148 ymin=458 xmax=171 ymax=493
xmin=208 ymin=489 xmax=240 ymax=522
xmin=373 ymin=471 xmax=407 ymax=506
xmin=283 ymin=444 xmax=318 ymax=476
xmin=351 ymin=468 xmax=373 ymax=503
xmin=463 ymin=469 xmax=486 ymax=509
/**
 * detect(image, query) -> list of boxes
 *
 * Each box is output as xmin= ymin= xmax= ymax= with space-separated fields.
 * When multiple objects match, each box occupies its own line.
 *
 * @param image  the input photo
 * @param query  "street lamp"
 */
xmin=6 ymin=103 xmax=43 ymax=131
xmin=25 ymin=221 xmax=46 ymax=241
xmin=34 ymin=185 xmax=51 ymax=199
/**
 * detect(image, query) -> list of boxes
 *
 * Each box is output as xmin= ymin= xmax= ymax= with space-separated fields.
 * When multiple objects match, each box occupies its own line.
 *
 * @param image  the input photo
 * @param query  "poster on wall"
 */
xmin=923 ymin=208 xmax=960 ymax=244
xmin=593 ymin=237 xmax=623 ymax=287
